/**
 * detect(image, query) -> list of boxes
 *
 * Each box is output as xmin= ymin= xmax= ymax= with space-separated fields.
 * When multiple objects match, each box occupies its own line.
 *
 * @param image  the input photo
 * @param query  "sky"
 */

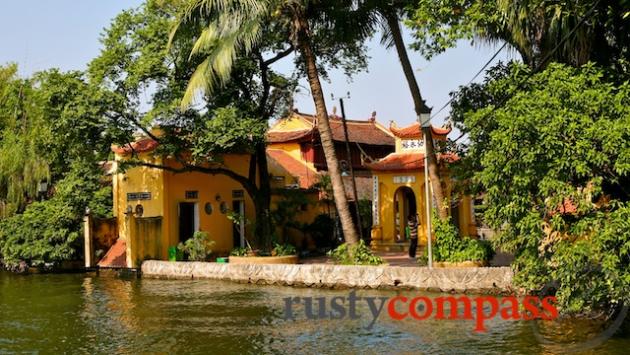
xmin=0 ymin=0 xmax=516 ymax=128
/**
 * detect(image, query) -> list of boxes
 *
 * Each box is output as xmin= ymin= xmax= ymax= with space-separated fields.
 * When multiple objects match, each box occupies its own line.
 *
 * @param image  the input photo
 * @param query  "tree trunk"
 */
xmin=385 ymin=12 xmax=448 ymax=220
xmin=253 ymin=141 xmax=274 ymax=250
xmin=294 ymin=12 xmax=360 ymax=244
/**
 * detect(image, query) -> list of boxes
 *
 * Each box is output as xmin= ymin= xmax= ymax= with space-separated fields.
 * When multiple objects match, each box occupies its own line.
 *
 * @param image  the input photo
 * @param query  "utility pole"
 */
xmin=420 ymin=111 xmax=433 ymax=269
xmin=339 ymin=98 xmax=363 ymax=241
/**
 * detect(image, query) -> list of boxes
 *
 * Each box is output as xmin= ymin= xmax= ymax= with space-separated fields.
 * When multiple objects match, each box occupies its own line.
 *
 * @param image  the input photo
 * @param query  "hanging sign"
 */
xmin=393 ymin=176 xmax=416 ymax=184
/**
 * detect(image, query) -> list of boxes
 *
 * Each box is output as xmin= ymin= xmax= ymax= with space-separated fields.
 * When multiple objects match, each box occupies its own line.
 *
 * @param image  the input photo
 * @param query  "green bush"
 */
xmin=432 ymin=216 xmax=494 ymax=263
xmin=178 ymin=231 xmax=214 ymax=261
xmin=272 ymin=243 xmax=296 ymax=256
xmin=230 ymin=247 xmax=248 ymax=256
xmin=0 ymin=161 xmax=112 ymax=268
xmin=328 ymin=239 xmax=383 ymax=265
xmin=0 ymin=199 xmax=81 ymax=267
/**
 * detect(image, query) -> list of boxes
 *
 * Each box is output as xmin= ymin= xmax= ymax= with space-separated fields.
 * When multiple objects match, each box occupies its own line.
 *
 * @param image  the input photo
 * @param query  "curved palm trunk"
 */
xmin=294 ymin=12 xmax=360 ymax=245
xmin=254 ymin=141 xmax=273 ymax=250
xmin=385 ymin=12 xmax=448 ymax=220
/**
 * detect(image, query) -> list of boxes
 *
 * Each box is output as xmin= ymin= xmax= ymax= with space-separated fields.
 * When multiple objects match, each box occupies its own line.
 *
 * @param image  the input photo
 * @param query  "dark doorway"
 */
xmin=179 ymin=202 xmax=196 ymax=243
xmin=394 ymin=186 xmax=417 ymax=242
xmin=232 ymin=200 xmax=245 ymax=248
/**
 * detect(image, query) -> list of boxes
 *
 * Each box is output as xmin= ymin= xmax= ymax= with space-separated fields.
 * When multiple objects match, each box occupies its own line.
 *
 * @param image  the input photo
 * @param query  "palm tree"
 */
xmin=364 ymin=3 xmax=450 ymax=219
xmin=495 ymin=0 xmax=596 ymax=67
xmin=171 ymin=0 xmax=361 ymax=244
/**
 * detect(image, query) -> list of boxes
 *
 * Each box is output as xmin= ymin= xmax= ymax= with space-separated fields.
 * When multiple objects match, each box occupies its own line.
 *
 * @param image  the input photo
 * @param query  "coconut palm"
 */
xmin=379 ymin=8 xmax=449 ymax=220
xmin=495 ymin=0 xmax=596 ymax=67
xmin=171 ymin=0 xmax=362 ymax=244
xmin=351 ymin=1 xmax=449 ymax=219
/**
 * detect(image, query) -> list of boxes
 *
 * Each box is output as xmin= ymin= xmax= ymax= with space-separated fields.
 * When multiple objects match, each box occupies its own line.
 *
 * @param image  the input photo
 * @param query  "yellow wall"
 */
xmin=372 ymin=171 xmax=429 ymax=245
xmin=269 ymin=114 xmax=312 ymax=131
xmin=112 ymin=154 xmax=166 ymax=267
xmin=371 ymin=169 xmax=477 ymax=247
xmin=113 ymin=153 xmax=256 ymax=266
xmin=268 ymin=142 xmax=306 ymax=164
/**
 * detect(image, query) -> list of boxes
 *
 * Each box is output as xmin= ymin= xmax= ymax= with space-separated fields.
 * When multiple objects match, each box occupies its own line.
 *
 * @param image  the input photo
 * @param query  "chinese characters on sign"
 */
xmin=401 ymin=139 xmax=423 ymax=150
xmin=372 ymin=176 xmax=379 ymax=226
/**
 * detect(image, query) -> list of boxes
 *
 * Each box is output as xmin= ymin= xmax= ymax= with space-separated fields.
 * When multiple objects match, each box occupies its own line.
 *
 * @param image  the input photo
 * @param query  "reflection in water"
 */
xmin=0 ymin=271 xmax=628 ymax=354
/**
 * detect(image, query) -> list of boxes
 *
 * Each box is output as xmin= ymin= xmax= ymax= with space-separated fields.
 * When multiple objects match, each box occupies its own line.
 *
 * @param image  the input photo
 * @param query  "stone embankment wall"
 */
xmin=142 ymin=261 xmax=514 ymax=294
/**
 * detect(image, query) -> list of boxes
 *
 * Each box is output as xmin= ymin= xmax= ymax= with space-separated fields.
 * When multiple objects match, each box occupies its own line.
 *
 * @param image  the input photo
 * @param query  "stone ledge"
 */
xmin=141 ymin=261 xmax=515 ymax=295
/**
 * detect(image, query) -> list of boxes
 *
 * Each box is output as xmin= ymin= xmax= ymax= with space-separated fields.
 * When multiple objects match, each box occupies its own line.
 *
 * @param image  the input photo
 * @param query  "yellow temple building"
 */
xmin=90 ymin=110 xmax=477 ymax=268
xmin=367 ymin=122 xmax=476 ymax=251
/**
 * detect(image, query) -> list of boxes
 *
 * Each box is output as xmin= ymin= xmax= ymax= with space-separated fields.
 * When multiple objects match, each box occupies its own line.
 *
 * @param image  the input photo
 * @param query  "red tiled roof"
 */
xmin=328 ymin=118 xmax=395 ymax=146
xmin=97 ymin=239 xmax=127 ymax=268
xmin=268 ymin=112 xmax=395 ymax=146
xmin=112 ymin=138 xmax=158 ymax=155
xmin=267 ymin=129 xmax=312 ymax=143
xmin=390 ymin=122 xmax=451 ymax=139
xmin=367 ymin=152 xmax=459 ymax=171
xmin=267 ymin=149 xmax=320 ymax=189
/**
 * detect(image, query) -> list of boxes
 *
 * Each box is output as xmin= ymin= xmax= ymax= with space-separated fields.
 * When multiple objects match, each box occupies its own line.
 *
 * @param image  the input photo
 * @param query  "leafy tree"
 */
xmin=171 ymin=0 xmax=373 ymax=244
xmin=90 ymin=0 xmax=300 ymax=249
xmin=0 ymin=64 xmax=115 ymax=268
xmin=450 ymin=61 xmax=630 ymax=312
xmin=407 ymin=0 xmax=630 ymax=69
xmin=0 ymin=65 xmax=50 ymax=216
xmin=0 ymin=159 xmax=112 ymax=268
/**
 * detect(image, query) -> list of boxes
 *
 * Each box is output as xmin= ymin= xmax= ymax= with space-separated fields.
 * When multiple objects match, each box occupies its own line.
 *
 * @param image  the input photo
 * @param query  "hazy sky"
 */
xmin=0 ymin=0 xmax=516 ymax=127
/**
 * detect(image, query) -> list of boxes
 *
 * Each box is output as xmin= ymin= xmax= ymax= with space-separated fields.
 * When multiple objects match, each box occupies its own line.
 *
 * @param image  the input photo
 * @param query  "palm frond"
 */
xmin=173 ymin=0 xmax=272 ymax=108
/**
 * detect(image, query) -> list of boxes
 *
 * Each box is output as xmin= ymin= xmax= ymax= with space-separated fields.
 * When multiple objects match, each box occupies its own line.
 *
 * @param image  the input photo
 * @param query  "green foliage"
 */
xmin=271 ymin=189 xmax=311 ymax=230
xmin=0 ymin=63 xmax=113 ymax=268
xmin=357 ymin=198 xmax=372 ymax=230
xmin=328 ymin=239 xmax=383 ymax=266
xmin=407 ymin=0 xmax=630 ymax=68
xmin=0 ymin=161 xmax=111 ymax=267
xmin=191 ymin=106 xmax=267 ymax=160
xmin=272 ymin=243 xmax=296 ymax=256
xmin=172 ymin=0 xmax=371 ymax=108
xmin=432 ymin=215 xmax=494 ymax=263
xmin=230 ymin=247 xmax=248 ymax=256
xmin=178 ymin=231 xmax=214 ymax=261
xmin=0 ymin=199 xmax=80 ymax=267
xmin=451 ymin=61 xmax=630 ymax=312
xmin=0 ymin=65 xmax=51 ymax=215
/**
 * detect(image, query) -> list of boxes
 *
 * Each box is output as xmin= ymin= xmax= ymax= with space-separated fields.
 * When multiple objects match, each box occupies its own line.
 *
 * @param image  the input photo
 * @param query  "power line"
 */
xmin=450 ymin=0 xmax=602 ymax=144
xmin=426 ymin=42 xmax=509 ymax=123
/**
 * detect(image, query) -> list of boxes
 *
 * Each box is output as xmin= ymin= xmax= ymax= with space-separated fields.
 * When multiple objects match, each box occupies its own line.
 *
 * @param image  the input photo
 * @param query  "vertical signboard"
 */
xmin=372 ymin=175 xmax=379 ymax=226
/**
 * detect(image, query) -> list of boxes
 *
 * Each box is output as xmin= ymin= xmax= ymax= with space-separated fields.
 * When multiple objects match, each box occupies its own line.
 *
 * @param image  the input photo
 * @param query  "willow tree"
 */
xmin=172 ymin=0 xmax=371 ymax=244
xmin=0 ymin=65 xmax=50 ymax=217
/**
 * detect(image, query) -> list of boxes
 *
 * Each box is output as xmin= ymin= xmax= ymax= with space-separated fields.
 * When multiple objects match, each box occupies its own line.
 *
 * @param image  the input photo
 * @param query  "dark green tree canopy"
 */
xmin=407 ymin=0 xmax=630 ymax=69
xmin=450 ymin=61 xmax=630 ymax=312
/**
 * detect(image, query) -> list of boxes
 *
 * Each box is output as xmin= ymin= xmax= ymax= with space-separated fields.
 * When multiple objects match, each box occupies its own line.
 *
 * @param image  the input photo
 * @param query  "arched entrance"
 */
xmin=394 ymin=186 xmax=417 ymax=242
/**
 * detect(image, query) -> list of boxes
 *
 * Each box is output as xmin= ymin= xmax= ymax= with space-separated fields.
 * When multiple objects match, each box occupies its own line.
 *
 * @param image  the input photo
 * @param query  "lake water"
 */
xmin=1 ymin=271 xmax=628 ymax=354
